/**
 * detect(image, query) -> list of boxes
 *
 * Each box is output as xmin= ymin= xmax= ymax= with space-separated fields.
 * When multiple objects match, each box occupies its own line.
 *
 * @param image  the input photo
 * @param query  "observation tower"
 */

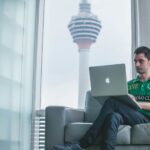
xmin=68 ymin=0 xmax=102 ymax=108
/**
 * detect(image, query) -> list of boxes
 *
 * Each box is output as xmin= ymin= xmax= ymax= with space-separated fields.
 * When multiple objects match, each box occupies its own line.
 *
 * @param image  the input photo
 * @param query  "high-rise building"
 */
xmin=68 ymin=0 xmax=102 ymax=108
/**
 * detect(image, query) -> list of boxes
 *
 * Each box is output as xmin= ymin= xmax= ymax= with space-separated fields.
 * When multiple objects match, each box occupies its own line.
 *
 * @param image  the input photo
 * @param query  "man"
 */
xmin=53 ymin=46 xmax=150 ymax=150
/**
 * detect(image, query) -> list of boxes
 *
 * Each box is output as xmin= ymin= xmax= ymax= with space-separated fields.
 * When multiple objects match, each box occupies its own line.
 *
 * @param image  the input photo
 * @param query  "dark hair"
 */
xmin=134 ymin=46 xmax=150 ymax=60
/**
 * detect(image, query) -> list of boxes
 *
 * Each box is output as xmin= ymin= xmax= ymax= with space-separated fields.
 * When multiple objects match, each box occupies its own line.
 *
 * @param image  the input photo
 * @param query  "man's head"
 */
xmin=134 ymin=46 xmax=150 ymax=75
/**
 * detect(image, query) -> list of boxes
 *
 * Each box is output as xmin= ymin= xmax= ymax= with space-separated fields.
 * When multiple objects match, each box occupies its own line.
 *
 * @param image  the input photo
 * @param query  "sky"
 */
xmin=41 ymin=0 xmax=131 ymax=108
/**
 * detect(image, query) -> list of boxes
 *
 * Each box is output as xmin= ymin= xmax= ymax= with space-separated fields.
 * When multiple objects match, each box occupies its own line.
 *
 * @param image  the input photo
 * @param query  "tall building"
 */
xmin=68 ymin=0 xmax=102 ymax=108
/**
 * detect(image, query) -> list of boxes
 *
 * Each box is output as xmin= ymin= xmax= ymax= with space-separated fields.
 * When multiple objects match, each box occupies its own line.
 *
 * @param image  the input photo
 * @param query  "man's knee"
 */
xmin=106 ymin=112 xmax=123 ymax=125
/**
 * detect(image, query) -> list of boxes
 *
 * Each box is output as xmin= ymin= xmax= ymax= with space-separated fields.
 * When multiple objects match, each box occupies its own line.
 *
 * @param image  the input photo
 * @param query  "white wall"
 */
xmin=131 ymin=0 xmax=150 ymax=77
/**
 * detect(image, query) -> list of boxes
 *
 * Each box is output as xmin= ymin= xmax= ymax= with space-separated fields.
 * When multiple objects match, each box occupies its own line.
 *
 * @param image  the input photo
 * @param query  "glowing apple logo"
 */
xmin=105 ymin=77 xmax=110 ymax=84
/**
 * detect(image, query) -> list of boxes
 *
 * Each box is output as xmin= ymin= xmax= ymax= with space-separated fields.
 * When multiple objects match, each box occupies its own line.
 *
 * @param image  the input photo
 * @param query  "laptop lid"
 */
xmin=89 ymin=64 xmax=128 ymax=97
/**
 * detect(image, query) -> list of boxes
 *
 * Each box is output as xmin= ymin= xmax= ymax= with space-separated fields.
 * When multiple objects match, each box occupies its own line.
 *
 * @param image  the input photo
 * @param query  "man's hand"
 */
xmin=137 ymin=102 xmax=150 ymax=110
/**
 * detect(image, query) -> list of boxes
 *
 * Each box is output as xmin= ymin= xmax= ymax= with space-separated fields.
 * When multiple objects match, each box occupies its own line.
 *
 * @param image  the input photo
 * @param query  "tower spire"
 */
xmin=82 ymin=0 xmax=88 ymax=3
xmin=80 ymin=0 xmax=91 ymax=13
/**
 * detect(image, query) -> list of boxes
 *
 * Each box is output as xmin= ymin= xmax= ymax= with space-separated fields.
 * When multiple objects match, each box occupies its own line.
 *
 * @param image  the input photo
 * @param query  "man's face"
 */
xmin=134 ymin=53 xmax=150 ymax=74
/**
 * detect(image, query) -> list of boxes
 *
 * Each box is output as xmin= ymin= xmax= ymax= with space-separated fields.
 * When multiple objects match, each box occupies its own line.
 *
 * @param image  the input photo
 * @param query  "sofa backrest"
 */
xmin=84 ymin=91 xmax=109 ymax=122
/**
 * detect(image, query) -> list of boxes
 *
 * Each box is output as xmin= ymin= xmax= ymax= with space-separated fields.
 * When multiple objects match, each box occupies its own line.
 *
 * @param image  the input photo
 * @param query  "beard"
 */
xmin=136 ymin=67 xmax=146 ymax=74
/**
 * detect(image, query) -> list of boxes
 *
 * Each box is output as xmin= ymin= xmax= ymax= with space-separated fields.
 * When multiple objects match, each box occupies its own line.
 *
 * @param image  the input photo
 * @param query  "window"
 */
xmin=0 ymin=0 xmax=38 ymax=149
xmin=41 ymin=0 xmax=131 ymax=108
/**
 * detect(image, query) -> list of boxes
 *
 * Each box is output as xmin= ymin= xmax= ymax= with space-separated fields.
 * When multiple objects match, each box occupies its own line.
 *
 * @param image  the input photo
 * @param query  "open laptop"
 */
xmin=89 ymin=64 xmax=141 ymax=109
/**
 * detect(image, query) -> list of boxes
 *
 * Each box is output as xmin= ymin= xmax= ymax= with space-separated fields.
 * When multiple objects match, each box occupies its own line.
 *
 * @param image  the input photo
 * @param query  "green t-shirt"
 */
xmin=128 ymin=76 xmax=150 ymax=116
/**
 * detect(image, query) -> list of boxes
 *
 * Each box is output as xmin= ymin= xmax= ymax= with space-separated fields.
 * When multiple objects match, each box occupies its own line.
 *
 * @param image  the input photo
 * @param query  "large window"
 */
xmin=0 ymin=0 xmax=38 ymax=149
xmin=41 ymin=0 xmax=131 ymax=108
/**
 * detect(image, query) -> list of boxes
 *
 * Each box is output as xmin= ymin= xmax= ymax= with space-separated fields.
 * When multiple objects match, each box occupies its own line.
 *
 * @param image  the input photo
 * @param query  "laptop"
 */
xmin=89 ymin=64 xmax=141 ymax=109
xmin=89 ymin=64 xmax=127 ymax=97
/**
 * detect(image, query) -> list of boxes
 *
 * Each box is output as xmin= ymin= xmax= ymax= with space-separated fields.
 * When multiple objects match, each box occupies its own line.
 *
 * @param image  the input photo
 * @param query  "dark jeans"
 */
xmin=79 ymin=97 xmax=150 ymax=150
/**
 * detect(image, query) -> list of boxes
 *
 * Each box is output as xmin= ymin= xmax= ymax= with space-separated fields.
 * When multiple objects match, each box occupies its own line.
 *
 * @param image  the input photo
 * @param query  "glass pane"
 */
xmin=41 ymin=0 xmax=131 ymax=108
xmin=0 ymin=0 xmax=37 ymax=150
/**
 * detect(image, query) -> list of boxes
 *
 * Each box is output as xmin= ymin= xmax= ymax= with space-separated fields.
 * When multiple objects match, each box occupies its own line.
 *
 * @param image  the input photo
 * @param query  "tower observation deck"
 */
xmin=68 ymin=0 xmax=101 ymax=49
xmin=68 ymin=0 xmax=102 ymax=108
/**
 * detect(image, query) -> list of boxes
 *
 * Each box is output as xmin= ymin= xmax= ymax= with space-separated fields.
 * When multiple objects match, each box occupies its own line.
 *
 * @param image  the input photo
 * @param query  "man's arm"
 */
xmin=128 ymin=94 xmax=150 ymax=110
xmin=128 ymin=94 xmax=141 ymax=105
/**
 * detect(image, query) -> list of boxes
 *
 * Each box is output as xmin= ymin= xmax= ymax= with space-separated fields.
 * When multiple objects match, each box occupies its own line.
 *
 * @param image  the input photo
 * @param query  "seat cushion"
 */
xmin=131 ymin=123 xmax=150 ymax=144
xmin=86 ymin=145 xmax=150 ymax=150
xmin=65 ymin=122 xmax=92 ymax=143
xmin=116 ymin=125 xmax=131 ymax=145
xmin=65 ymin=122 xmax=131 ymax=145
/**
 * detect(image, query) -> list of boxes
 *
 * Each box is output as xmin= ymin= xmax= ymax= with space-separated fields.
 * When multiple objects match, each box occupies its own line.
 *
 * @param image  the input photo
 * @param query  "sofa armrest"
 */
xmin=45 ymin=106 xmax=85 ymax=150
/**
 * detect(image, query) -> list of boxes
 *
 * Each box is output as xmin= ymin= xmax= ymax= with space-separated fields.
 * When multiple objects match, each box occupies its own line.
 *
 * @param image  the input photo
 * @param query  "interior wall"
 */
xmin=138 ymin=0 xmax=150 ymax=47
xmin=131 ymin=0 xmax=150 ymax=77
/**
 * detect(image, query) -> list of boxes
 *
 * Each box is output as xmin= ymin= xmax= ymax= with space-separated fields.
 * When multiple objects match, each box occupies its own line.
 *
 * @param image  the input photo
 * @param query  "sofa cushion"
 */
xmin=65 ymin=122 xmax=91 ymax=143
xmin=86 ymin=145 xmax=150 ymax=150
xmin=131 ymin=123 xmax=150 ymax=144
xmin=65 ymin=122 xmax=131 ymax=145
xmin=116 ymin=125 xmax=131 ymax=145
